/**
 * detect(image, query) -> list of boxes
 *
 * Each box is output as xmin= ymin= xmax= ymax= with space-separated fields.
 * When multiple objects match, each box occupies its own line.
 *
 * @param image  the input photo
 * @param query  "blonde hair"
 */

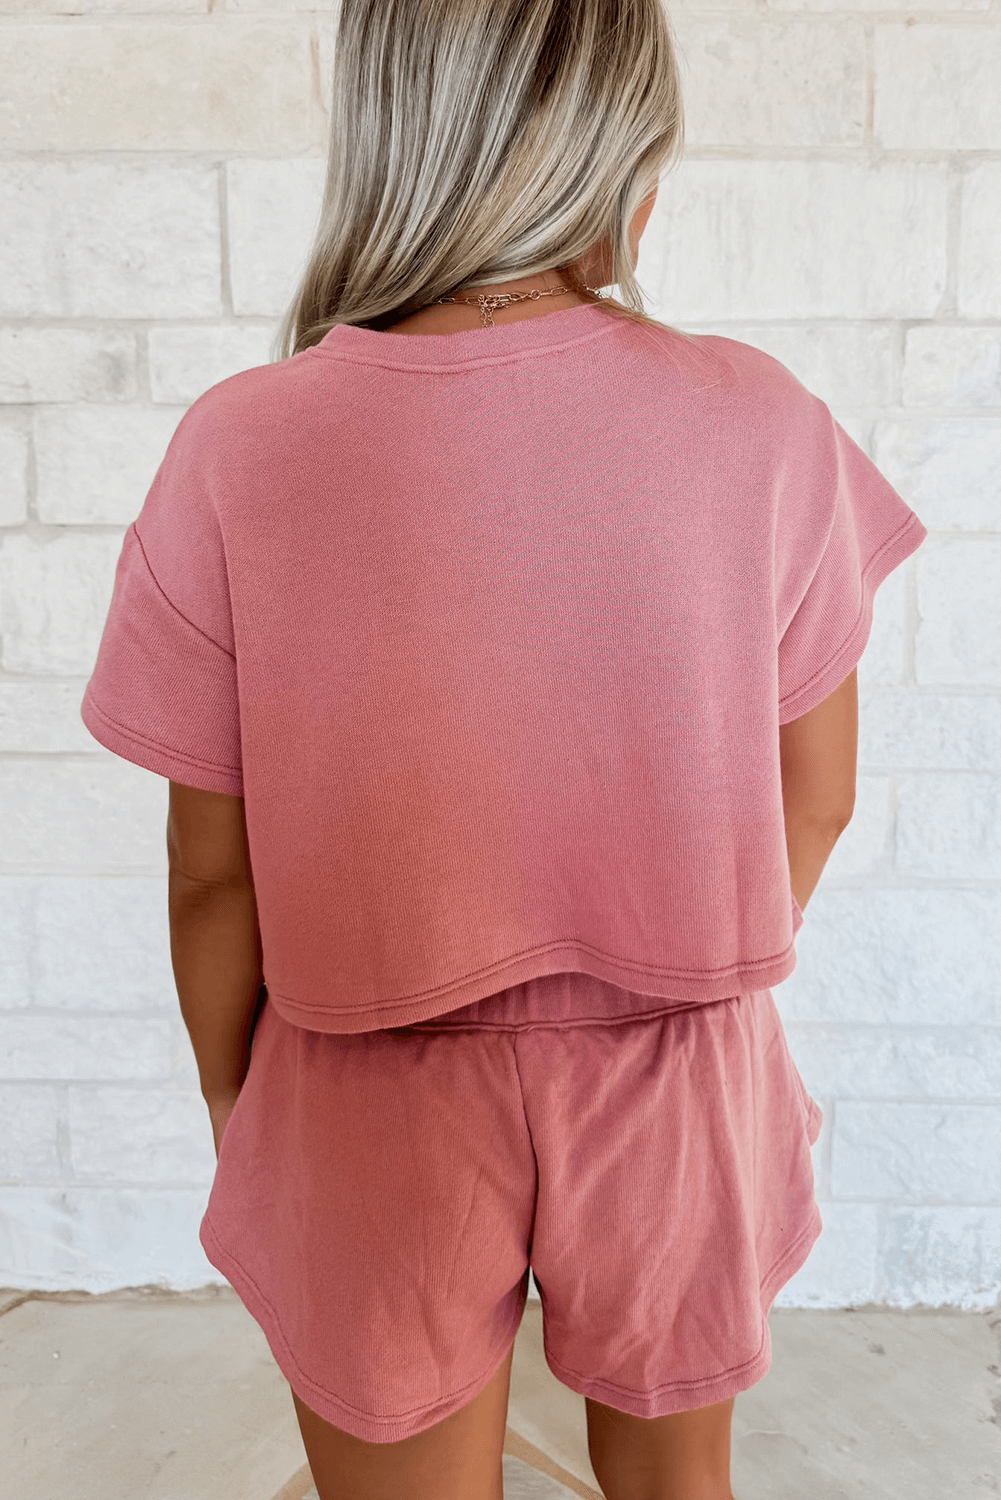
xmin=271 ymin=0 xmax=695 ymax=361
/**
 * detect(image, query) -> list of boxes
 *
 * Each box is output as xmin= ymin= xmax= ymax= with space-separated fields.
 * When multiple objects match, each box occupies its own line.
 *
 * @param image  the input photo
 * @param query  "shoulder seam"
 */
xmin=131 ymin=523 xmax=236 ymax=661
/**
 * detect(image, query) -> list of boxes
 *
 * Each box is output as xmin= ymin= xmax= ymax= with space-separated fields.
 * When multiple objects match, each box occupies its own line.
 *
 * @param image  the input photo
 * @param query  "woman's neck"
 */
xmin=379 ymin=268 xmax=597 ymax=336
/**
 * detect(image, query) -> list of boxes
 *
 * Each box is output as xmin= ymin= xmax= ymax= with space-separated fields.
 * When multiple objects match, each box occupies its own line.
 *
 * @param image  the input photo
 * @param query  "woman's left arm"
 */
xmin=166 ymin=782 xmax=265 ymax=1118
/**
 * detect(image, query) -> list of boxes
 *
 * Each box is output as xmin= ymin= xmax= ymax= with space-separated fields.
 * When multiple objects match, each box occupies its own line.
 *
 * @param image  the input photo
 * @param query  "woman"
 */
xmin=81 ymin=1 xmax=929 ymax=1496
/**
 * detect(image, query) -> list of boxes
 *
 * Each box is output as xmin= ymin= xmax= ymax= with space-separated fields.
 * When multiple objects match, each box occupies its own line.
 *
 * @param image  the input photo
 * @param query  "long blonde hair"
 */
xmin=270 ymin=0 xmax=693 ymax=361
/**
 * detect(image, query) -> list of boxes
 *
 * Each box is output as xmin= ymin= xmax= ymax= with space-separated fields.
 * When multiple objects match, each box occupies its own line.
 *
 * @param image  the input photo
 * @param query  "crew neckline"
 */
xmin=305 ymin=300 xmax=621 ymax=370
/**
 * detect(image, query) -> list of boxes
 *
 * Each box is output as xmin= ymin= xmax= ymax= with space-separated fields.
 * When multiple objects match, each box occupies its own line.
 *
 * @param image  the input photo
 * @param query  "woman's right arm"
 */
xmin=780 ymin=667 xmax=859 ymax=911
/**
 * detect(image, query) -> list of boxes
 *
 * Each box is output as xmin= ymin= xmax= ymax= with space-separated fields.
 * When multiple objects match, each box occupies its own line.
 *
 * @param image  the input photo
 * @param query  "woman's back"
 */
xmin=80 ymin=299 xmax=925 ymax=1031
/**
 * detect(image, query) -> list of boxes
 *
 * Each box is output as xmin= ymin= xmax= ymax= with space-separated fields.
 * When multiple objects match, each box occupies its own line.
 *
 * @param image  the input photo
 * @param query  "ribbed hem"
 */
xmin=543 ymin=1202 xmax=824 ymax=1420
xmin=80 ymin=688 xmax=244 ymax=796
xmin=267 ymin=940 xmax=799 ymax=1034
xmin=200 ymin=1198 xmax=823 ymax=1436
xmin=199 ymin=1211 xmax=528 ymax=1444
xmin=778 ymin=509 xmax=927 ymax=724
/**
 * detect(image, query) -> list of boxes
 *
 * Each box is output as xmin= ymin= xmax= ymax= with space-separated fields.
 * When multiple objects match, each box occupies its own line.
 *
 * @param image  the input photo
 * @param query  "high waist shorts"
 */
xmin=199 ymin=973 xmax=823 ymax=1444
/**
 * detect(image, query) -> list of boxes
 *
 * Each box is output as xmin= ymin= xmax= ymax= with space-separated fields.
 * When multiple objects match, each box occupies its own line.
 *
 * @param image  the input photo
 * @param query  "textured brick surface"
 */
xmin=914 ymin=540 xmax=1001 ymax=687
xmin=1 ymin=530 xmax=131 ymax=673
xmin=68 ymin=1087 xmax=216 ymax=1187
xmin=1 ymin=1015 xmax=173 ymax=1083
xmin=675 ymin=16 xmax=866 ymax=148
xmin=900 ymin=326 xmax=1001 ymax=409
xmin=35 ymin=405 xmax=184 ymax=525
xmin=873 ymin=418 xmax=1001 ymax=531
xmin=0 ymin=162 xmax=223 ymax=320
xmin=832 ymin=1103 xmax=1001 ymax=1203
xmin=774 ymin=888 xmax=1001 ymax=1026
xmin=3 ymin=3 xmax=999 ymax=1307
xmin=226 ymin=157 xmax=327 ymax=316
xmin=958 ymin=164 xmax=1001 ymax=318
xmin=0 ymin=761 xmax=169 ymax=875
xmin=0 ymin=422 xmax=30 ymax=526
xmin=882 ymin=1208 xmax=1001 ymax=1308
xmin=773 ymin=1201 xmax=880 ymax=1309
xmin=2 ymin=21 xmax=322 ymax=154
xmin=0 ymin=1085 xmax=63 ymax=1180
xmin=785 ymin=1024 xmax=1001 ymax=1101
xmin=148 ymin=324 xmax=276 ymax=405
xmin=645 ymin=160 xmax=948 ymax=320
xmin=874 ymin=25 xmax=1001 ymax=149
xmin=0 ymin=1188 xmax=220 ymax=1291
xmin=0 ymin=327 xmax=138 ymax=405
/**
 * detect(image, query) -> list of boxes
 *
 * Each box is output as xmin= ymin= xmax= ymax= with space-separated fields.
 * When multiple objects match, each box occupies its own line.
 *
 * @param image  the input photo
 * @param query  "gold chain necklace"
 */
xmin=430 ymin=283 xmax=603 ymax=328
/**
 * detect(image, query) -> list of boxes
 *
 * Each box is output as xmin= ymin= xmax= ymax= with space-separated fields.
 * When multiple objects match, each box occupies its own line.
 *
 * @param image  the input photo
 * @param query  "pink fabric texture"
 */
xmin=80 ymin=302 xmax=927 ymax=1032
xmin=199 ymin=971 xmax=824 ymax=1441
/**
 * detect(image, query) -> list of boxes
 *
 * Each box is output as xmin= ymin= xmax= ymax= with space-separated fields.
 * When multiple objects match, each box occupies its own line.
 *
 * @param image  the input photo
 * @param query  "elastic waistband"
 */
xmin=396 ymin=970 xmax=746 ymax=1033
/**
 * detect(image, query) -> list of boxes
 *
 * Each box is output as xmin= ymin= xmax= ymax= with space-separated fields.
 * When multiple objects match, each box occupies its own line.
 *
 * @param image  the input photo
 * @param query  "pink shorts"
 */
xmin=199 ymin=973 xmax=823 ymax=1444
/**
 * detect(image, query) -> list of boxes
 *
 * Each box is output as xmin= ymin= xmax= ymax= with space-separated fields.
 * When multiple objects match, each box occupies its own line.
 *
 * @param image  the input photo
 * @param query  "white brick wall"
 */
xmin=1 ymin=0 xmax=998 ymax=1306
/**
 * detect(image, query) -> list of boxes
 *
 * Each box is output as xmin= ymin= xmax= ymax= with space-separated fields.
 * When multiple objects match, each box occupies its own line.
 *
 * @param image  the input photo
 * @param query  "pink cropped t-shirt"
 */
xmin=81 ymin=302 xmax=928 ymax=1032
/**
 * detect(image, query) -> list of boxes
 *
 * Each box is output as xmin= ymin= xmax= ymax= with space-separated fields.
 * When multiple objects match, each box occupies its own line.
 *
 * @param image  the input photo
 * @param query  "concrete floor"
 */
xmin=1 ymin=1285 xmax=999 ymax=1499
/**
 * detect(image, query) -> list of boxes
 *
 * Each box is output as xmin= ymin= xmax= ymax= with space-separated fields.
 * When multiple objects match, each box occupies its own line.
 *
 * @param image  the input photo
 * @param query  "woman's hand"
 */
xmin=206 ymin=1092 xmax=241 ymax=1159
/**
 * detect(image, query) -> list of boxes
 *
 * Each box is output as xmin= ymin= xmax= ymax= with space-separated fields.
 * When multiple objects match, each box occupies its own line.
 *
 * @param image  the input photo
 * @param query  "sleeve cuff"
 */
xmin=778 ymin=509 xmax=927 ymax=725
xmin=81 ymin=690 xmax=244 ymax=796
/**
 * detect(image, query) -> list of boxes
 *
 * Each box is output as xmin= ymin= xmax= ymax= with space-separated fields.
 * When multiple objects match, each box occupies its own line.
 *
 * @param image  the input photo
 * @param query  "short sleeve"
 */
xmin=775 ymin=396 xmax=928 ymax=725
xmin=80 ymin=397 xmax=243 ymax=795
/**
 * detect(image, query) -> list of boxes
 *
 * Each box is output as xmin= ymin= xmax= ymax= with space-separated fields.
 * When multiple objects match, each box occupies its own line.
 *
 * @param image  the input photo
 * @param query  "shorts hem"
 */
xmin=199 ymin=1212 xmax=527 ymax=1443
xmin=541 ymin=1202 xmax=824 ymax=1419
xmin=759 ymin=1199 xmax=824 ymax=1313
